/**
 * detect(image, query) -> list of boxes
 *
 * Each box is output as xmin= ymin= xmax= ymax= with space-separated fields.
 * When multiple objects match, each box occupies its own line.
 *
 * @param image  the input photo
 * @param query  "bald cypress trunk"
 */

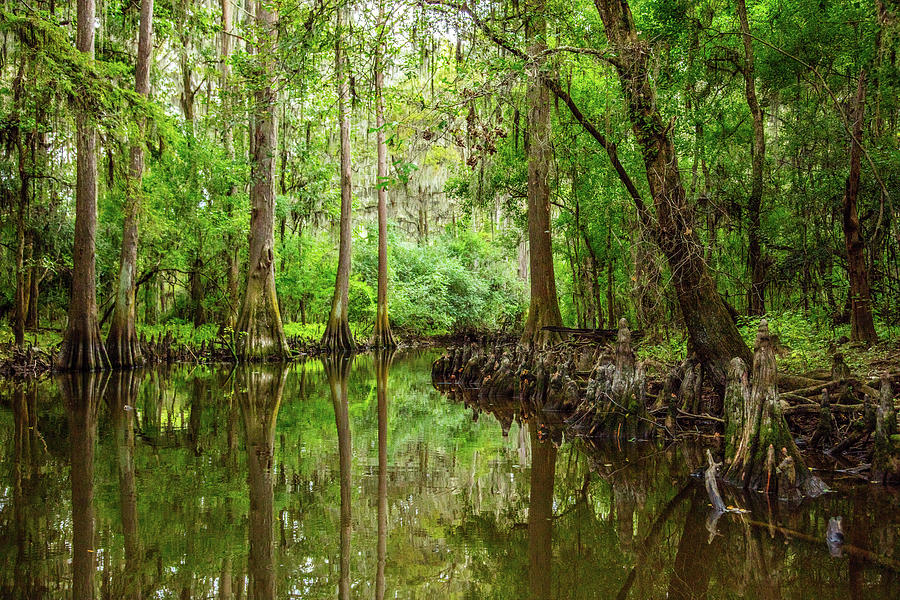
xmin=108 ymin=0 xmax=153 ymax=367
xmin=322 ymin=8 xmax=357 ymax=353
xmin=221 ymin=0 xmax=240 ymax=330
xmin=520 ymin=0 xmax=563 ymax=348
xmin=235 ymin=0 xmax=289 ymax=360
xmin=371 ymin=2 xmax=396 ymax=349
xmin=843 ymin=71 xmax=878 ymax=344
xmin=724 ymin=320 xmax=825 ymax=499
xmin=594 ymin=0 xmax=750 ymax=388
xmin=736 ymin=0 xmax=767 ymax=316
xmin=58 ymin=0 xmax=109 ymax=371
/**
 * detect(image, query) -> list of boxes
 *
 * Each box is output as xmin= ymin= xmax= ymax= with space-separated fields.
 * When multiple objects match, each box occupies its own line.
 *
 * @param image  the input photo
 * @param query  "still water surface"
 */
xmin=0 ymin=350 xmax=897 ymax=599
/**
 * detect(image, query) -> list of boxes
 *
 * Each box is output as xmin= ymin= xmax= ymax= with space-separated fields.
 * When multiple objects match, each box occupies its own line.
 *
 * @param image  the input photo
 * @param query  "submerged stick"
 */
xmin=705 ymin=449 xmax=726 ymax=513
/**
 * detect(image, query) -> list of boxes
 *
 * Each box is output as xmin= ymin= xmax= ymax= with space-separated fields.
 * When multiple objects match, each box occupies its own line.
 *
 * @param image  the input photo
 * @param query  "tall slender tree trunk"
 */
xmin=221 ymin=0 xmax=240 ymax=330
xmin=58 ymin=0 xmax=110 ymax=371
xmin=520 ymin=0 xmax=563 ymax=348
xmin=12 ymin=52 xmax=30 ymax=348
xmin=235 ymin=0 xmax=289 ymax=360
xmin=736 ymin=0 xmax=767 ymax=316
xmin=843 ymin=71 xmax=878 ymax=343
xmin=14 ymin=140 xmax=28 ymax=347
xmin=594 ymin=0 xmax=750 ymax=388
xmin=371 ymin=1 xmax=396 ymax=349
xmin=25 ymin=231 xmax=39 ymax=330
xmin=322 ymin=7 xmax=357 ymax=352
xmin=108 ymin=0 xmax=153 ymax=367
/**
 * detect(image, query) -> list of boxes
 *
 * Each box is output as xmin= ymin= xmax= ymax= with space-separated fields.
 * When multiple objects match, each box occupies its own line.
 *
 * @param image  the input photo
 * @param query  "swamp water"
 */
xmin=0 ymin=350 xmax=897 ymax=599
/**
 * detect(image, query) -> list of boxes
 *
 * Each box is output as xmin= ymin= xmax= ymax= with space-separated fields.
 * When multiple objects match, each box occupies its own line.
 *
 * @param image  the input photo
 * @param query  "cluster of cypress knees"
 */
xmin=432 ymin=319 xmax=900 ymax=501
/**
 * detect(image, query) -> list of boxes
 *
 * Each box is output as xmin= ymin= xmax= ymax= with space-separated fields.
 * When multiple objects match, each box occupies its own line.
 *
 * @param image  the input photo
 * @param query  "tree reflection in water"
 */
xmin=0 ymin=353 xmax=896 ymax=598
xmin=239 ymin=365 xmax=287 ymax=600
xmin=62 ymin=372 xmax=106 ymax=600
xmin=324 ymin=352 xmax=354 ymax=600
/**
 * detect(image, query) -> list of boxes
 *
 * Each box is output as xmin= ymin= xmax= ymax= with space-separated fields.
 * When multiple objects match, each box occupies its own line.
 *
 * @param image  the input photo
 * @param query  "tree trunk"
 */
xmin=594 ymin=0 xmax=750 ymax=388
xmin=842 ymin=71 xmax=878 ymax=344
xmin=144 ymin=271 xmax=158 ymax=325
xmin=371 ymin=2 xmax=396 ymax=349
xmin=724 ymin=320 xmax=825 ymax=499
xmin=235 ymin=0 xmax=289 ymax=361
xmin=14 ymin=143 xmax=27 ymax=347
xmin=58 ymin=0 xmax=109 ymax=371
xmin=239 ymin=366 xmax=285 ymax=600
xmin=322 ymin=7 xmax=357 ymax=353
xmin=25 ymin=237 xmax=39 ymax=330
xmin=520 ymin=0 xmax=564 ymax=348
xmin=736 ymin=0 xmax=767 ymax=316
xmin=12 ymin=51 xmax=30 ymax=348
xmin=221 ymin=0 xmax=240 ymax=330
xmin=108 ymin=0 xmax=153 ymax=367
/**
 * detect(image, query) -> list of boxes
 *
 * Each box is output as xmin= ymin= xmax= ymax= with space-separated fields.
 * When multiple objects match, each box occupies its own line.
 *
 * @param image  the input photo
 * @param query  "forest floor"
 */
xmin=1 ymin=317 xmax=900 ymax=380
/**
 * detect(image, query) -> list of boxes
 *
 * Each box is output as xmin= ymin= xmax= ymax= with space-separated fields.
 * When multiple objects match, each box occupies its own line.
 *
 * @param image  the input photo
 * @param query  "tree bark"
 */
xmin=221 ymin=0 xmax=240 ymax=330
xmin=14 ymin=139 xmax=28 ymax=347
xmin=235 ymin=0 xmax=289 ymax=360
xmin=724 ymin=320 xmax=825 ymax=499
xmin=322 ymin=7 xmax=357 ymax=353
xmin=371 ymin=2 xmax=396 ymax=349
xmin=25 ymin=237 xmax=39 ymax=330
xmin=108 ymin=0 xmax=153 ymax=367
xmin=594 ymin=0 xmax=750 ymax=388
xmin=842 ymin=70 xmax=878 ymax=343
xmin=58 ymin=0 xmax=110 ymax=371
xmin=520 ymin=0 xmax=564 ymax=348
xmin=736 ymin=0 xmax=767 ymax=316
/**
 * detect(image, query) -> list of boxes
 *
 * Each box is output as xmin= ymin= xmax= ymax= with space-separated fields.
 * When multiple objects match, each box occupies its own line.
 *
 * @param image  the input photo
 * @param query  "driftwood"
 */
xmin=705 ymin=449 xmax=726 ymax=513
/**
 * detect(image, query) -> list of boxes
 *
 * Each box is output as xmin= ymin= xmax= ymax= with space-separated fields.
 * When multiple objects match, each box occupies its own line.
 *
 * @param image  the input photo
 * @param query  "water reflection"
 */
xmin=0 ymin=353 xmax=897 ymax=599
xmin=108 ymin=371 xmax=144 ymax=600
xmin=527 ymin=422 xmax=557 ymax=600
xmin=62 ymin=372 xmax=106 ymax=600
xmin=239 ymin=365 xmax=286 ymax=600
xmin=374 ymin=350 xmax=395 ymax=600
xmin=323 ymin=353 xmax=354 ymax=600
